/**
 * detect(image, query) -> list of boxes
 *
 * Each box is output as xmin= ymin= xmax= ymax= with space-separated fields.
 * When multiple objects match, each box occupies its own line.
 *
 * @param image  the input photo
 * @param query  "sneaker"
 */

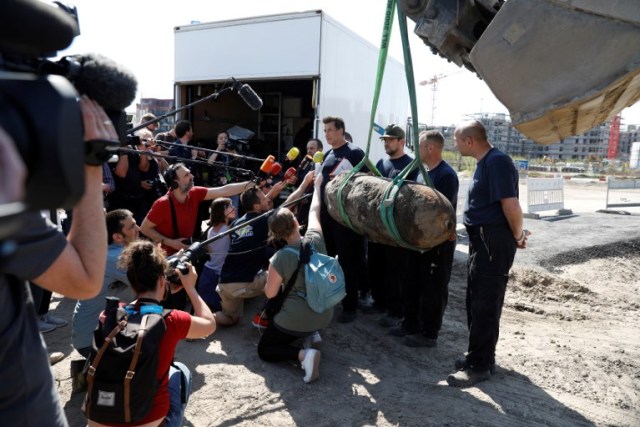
xmin=337 ymin=310 xmax=357 ymax=323
xmin=454 ymin=358 xmax=496 ymax=374
xmin=446 ymin=368 xmax=491 ymax=388
xmin=40 ymin=313 xmax=67 ymax=327
xmin=301 ymin=349 xmax=321 ymax=383
xmin=389 ymin=324 xmax=411 ymax=337
xmin=38 ymin=320 xmax=57 ymax=334
xmin=378 ymin=314 xmax=401 ymax=328
xmin=251 ymin=313 xmax=269 ymax=329
xmin=303 ymin=331 xmax=322 ymax=350
xmin=49 ymin=352 xmax=65 ymax=366
xmin=403 ymin=334 xmax=438 ymax=348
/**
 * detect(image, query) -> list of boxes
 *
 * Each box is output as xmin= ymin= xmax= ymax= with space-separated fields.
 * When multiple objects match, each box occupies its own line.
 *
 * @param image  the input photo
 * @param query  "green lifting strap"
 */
xmin=378 ymin=3 xmax=435 ymax=250
xmin=334 ymin=0 xmax=396 ymax=231
xmin=335 ymin=0 xmax=435 ymax=251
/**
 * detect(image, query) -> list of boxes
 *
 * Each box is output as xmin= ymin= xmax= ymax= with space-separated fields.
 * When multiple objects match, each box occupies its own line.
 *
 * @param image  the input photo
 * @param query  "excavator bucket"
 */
xmin=401 ymin=0 xmax=640 ymax=144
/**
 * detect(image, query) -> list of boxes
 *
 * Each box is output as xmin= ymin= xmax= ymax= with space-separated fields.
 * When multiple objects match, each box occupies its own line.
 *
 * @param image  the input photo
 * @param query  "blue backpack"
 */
xmin=283 ymin=241 xmax=346 ymax=313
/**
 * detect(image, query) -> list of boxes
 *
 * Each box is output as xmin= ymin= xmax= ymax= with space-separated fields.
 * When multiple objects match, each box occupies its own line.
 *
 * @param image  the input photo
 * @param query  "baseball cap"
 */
xmin=380 ymin=124 xmax=405 ymax=139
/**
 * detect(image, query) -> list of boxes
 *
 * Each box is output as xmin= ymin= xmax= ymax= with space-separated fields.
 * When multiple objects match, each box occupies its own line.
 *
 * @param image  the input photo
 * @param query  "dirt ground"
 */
xmin=47 ymin=179 xmax=640 ymax=427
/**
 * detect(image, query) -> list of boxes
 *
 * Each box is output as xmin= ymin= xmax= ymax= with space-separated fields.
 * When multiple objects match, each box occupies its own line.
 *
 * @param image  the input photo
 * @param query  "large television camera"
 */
xmin=0 ymin=0 xmax=137 ymax=239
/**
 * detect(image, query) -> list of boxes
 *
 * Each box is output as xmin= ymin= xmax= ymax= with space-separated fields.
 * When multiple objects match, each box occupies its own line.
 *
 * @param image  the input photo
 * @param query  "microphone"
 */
xmin=283 ymin=167 xmax=297 ymax=181
xmin=313 ymin=151 xmax=324 ymax=174
xmin=232 ymin=78 xmax=263 ymax=110
xmin=285 ymin=147 xmax=300 ymax=163
xmin=256 ymin=155 xmax=276 ymax=182
xmin=313 ymin=151 xmax=324 ymax=164
xmin=61 ymin=53 xmax=138 ymax=112
xmin=269 ymin=162 xmax=282 ymax=177
xmin=51 ymin=53 xmax=138 ymax=147
xmin=296 ymin=155 xmax=314 ymax=176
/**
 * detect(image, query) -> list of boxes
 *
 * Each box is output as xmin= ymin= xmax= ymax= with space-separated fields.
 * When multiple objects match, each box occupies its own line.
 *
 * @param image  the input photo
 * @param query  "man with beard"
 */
xmin=363 ymin=124 xmax=418 ymax=329
xmin=140 ymin=162 xmax=253 ymax=256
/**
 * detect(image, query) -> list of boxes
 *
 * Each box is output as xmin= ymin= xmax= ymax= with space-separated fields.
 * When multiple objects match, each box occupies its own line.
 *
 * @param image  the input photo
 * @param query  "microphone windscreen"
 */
xmin=1 ymin=0 xmax=78 ymax=56
xmin=270 ymin=162 xmax=282 ymax=176
xmin=238 ymin=84 xmax=263 ymax=110
xmin=286 ymin=147 xmax=300 ymax=161
xmin=69 ymin=53 xmax=138 ymax=111
xmin=284 ymin=167 xmax=297 ymax=180
xmin=313 ymin=151 xmax=324 ymax=163
xmin=259 ymin=155 xmax=276 ymax=174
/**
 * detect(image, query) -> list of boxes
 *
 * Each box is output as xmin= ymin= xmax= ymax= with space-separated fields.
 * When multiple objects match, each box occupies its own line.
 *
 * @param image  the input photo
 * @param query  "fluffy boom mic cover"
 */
xmin=66 ymin=53 xmax=138 ymax=111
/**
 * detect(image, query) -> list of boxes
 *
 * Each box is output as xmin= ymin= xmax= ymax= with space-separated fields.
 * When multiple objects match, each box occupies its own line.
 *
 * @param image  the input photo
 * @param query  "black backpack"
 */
xmin=82 ymin=298 xmax=172 ymax=424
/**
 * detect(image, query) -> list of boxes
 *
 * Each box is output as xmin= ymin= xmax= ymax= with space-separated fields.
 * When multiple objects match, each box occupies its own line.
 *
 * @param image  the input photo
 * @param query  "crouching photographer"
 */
xmin=0 ymin=1 xmax=135 ymax=425
xmin=83 ymin=241 xmax=216 ymax=427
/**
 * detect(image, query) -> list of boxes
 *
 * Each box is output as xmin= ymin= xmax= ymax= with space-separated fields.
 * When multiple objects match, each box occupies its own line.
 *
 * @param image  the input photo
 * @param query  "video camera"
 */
xmin=0 ymin=0 xmax=137 ymax=231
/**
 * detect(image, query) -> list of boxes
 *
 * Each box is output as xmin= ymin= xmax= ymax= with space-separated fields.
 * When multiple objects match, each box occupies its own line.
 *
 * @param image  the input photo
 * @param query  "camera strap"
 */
xmin=168 ymin=195 xmax=180 ymax=240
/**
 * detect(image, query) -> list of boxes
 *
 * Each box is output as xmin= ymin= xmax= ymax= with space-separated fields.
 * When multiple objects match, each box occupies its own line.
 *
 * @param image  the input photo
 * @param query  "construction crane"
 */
xmin=419 ymin=70 xmax=463 ymax=125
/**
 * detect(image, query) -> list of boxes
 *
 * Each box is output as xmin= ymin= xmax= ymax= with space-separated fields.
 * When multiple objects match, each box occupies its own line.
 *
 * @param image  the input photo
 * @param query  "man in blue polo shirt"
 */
xmin=392 ymin=130 xmax=459 ymax=347
xmin=447 ymin=120 xmax=529 ymax=387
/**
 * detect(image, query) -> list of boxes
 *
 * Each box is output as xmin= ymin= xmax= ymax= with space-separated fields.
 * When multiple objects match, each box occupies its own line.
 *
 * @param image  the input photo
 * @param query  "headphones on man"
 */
xmin=164 ymin=164 xmax=180 ymax=190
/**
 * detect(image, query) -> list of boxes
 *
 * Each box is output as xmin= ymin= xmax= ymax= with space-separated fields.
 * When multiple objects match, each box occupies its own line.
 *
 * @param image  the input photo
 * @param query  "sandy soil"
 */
xmin=47 ymin=179 xmax=640 ymax=426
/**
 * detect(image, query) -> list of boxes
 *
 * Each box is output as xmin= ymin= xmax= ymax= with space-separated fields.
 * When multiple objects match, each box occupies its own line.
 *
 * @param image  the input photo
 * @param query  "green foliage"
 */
xmin=442 ymin=150 xmax=476 ymax=173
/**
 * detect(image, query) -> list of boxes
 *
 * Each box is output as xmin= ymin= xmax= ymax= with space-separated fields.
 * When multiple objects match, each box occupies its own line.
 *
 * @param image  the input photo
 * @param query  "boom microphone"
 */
xmin=61 ymin=53 xmax=138 ymax=112
xmin=232 ymin=77 xmax=263 ymax=110
xmin=47 ymin=53 xmax=138 ymax=146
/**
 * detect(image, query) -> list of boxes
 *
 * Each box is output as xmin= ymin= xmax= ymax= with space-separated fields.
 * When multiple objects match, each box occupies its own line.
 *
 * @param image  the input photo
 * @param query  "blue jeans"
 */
xmin=164 ymin=362 xmax=192 ymax=427
xmin=198 ymin=266 xmax=222 ymax=311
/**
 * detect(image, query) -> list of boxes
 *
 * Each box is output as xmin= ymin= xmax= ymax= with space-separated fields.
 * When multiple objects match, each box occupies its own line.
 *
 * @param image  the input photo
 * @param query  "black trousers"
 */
xmin=403 ymin=239 xmax=455 ymax=337
xmin=320 ymin=210 xmax=367 ymax=312
xmin=465 ymin=224 xmax=516 ymax=371
xmin=257 ymin=323 xmax=301 ymax=362
xmin=369 ymin=242 xmax=411 ymax=317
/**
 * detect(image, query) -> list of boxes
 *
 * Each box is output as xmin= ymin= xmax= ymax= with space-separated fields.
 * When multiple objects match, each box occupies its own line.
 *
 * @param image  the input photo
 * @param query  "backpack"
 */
xmin=82 ymin=298 xmax=172 ymax=424
xmin=283 ymin=242 xmax=346 ymax=313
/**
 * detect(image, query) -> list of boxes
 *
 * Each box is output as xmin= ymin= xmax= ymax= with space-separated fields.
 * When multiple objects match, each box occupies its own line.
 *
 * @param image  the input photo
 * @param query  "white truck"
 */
xmin=173 ymin=10 xmax=408 ymax=163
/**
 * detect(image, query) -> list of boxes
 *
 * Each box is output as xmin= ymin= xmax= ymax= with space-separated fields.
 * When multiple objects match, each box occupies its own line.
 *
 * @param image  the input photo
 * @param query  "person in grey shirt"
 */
xmin=72 ymin=209 xmax=139 ymax=357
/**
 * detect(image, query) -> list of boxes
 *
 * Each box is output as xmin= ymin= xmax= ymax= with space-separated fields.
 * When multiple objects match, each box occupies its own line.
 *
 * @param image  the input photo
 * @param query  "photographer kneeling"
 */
xmin=86 ymin=241 xmax=216 ymax=427
xmin=257 ymin=174 xmax=330 ymax=384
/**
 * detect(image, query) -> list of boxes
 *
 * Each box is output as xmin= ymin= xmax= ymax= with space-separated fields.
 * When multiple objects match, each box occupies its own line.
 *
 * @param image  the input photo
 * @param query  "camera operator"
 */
xmin=0 ymin=96 xmax=113 ymax=426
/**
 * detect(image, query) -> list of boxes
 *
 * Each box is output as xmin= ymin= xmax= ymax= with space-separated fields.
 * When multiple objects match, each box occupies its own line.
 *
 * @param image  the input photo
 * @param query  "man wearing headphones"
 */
xmin=140 ymin=162 xmax=253 ymax=256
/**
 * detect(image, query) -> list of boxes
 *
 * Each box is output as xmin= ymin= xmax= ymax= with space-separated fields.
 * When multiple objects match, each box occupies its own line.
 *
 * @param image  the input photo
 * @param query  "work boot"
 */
xmin=454 ymin=358 xmax=496 ymax=374
xmin=446 ymin=369 xmax=491 ymax=388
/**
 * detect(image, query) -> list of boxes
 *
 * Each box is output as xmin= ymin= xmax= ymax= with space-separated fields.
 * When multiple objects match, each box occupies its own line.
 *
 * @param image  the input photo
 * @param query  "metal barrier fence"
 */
xmin=606 ymin=178 xmax=640 ymax=208
xmin=526 ymin=177 xmax=565 ymax=213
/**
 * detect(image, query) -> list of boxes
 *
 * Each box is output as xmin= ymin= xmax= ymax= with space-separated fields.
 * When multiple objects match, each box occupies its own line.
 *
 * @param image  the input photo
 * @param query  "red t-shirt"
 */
xmin=146 ymin=187 xmax=208 ymax=255
xmin=103 ymin=309 xmax=192 ymax=426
